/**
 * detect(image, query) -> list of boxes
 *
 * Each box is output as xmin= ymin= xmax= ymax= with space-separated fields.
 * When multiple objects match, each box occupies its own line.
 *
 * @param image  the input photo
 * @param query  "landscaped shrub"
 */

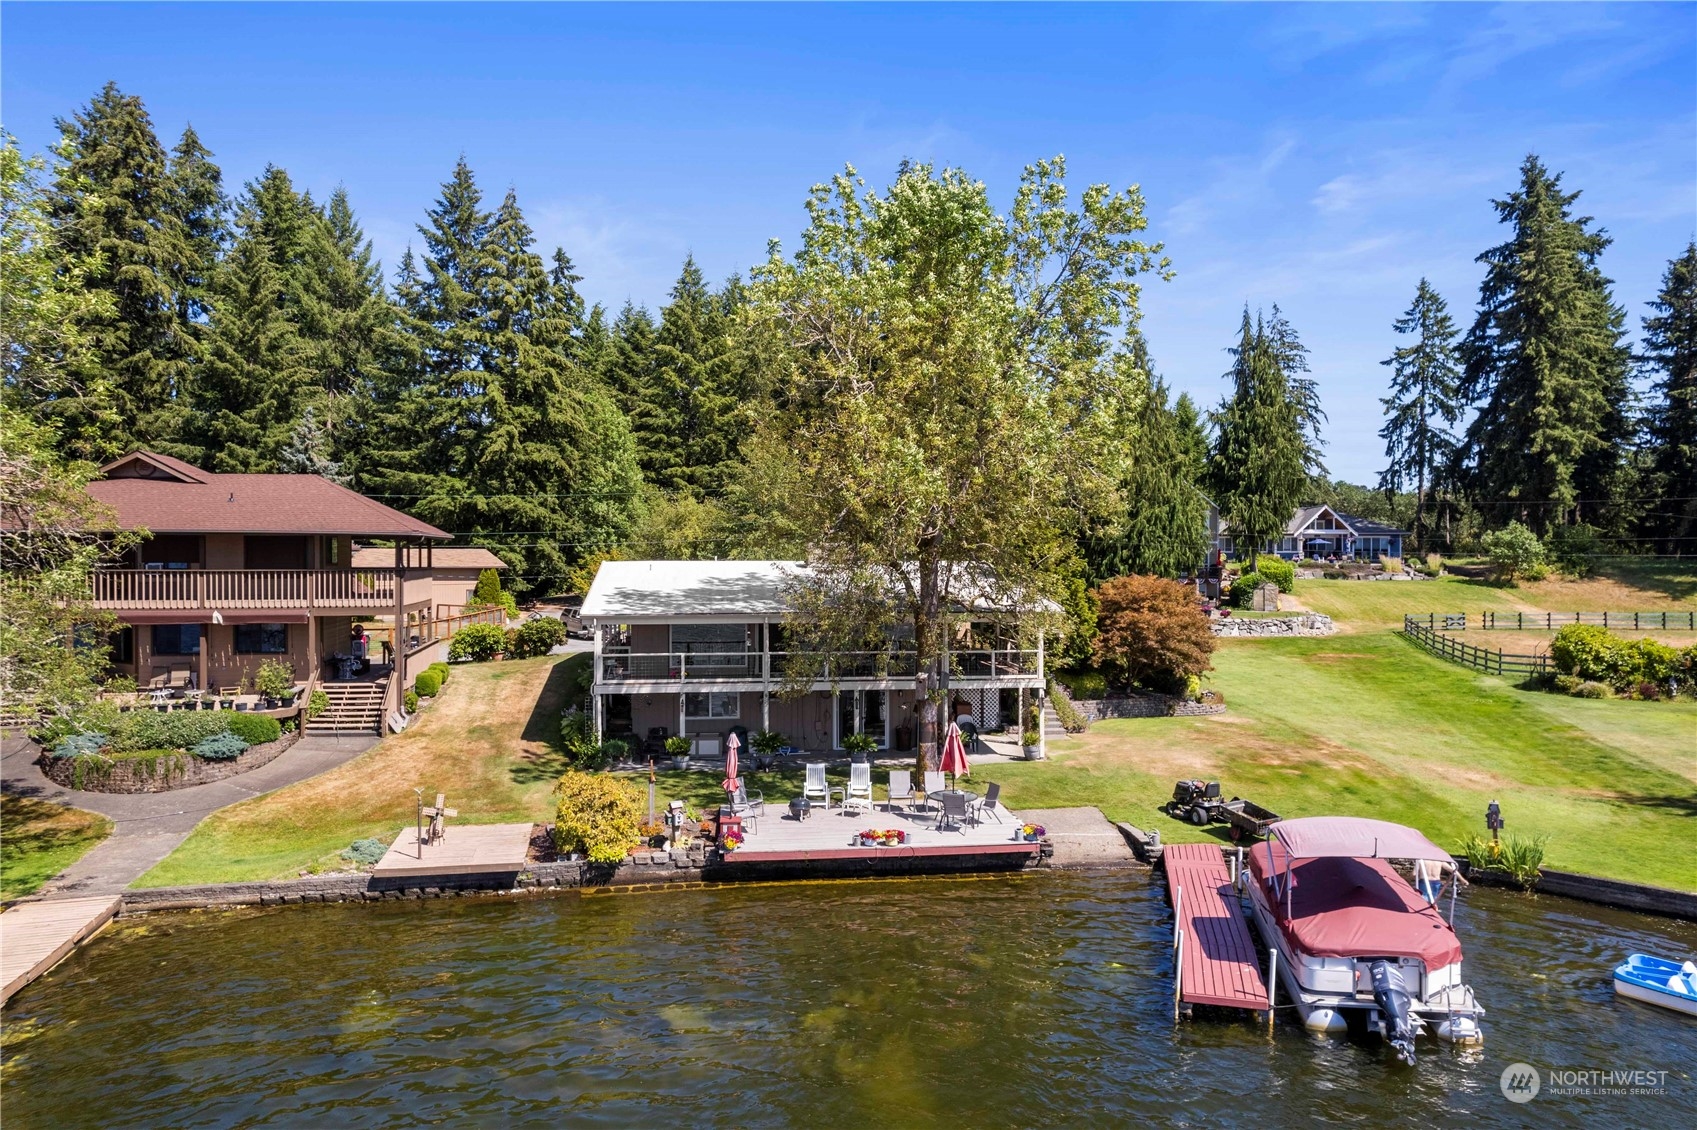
xmin=554 ymin=771 xmax=644 ymax=864
xmin=559 ymin=709 xmax=600 ymax=767
xmin=1091 ymin=575 xmax=1216 ymax=691
xmin=342 ymin=838 xmax=388 ymax=866
xmin=1460 ymin=833 xmax=1548 ymax=889
xmin=192 ymin=732 xmax=250 ymax=761
xmin=1254 ymin=556 xmax=1295 ymax=593
xmin=1572 ymin=681 xmax=1611 ymax=699
xmin=448 ymin=622 xmax=507 ymax=662
xmin=414 ymin=669 xmax=442 ymax=698
xmin=1228 ymin=571 xmax=1267 ymax=608
xmin=107 ymin=710 xmax=228 ymax=754
xmin=599 ymin=738 xmax=631 ymax=764
xmin=1046 ymin=679 xmax=1089 ymax=733
xmin=1552 ymin=625 xmax=1682 ymax=692
xmin=1480 ymin=521 xmax=1545 ymax=584
xmin=224 ymin=713 xmax=282 ymax=746
xmin=404 ymin=690 xmax=419 ymax=713
xmin=428 ymin=661 xmax=450 ymax=685
xmin=508 ymin=616 xmax=567 ymax=659
xmin=53 ymin=732 xmax=108 ymax=759
xmin=1553 ymin=674 xmax=1583 ymax=694
xmin=1054 ymin=669 xmax=1109 ymax=700
xmin=306 ymin=689 xmax=330 ymax=719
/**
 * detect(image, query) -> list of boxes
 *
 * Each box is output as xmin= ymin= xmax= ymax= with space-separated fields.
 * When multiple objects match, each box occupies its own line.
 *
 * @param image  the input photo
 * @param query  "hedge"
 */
xmin=1255 ymin=556 xmax=1295 ymax=593
xmin=225 ymin=713 xmax=282 ymax=745
xmin=448 ymin=622 xmax=507 ymax=662
xmin=414 ymin=669 xmax=442 ymax=698
xmin=509 ymin=616 xmax=567 ymax=658
xmin=106 ymin=710 xmax=230 ymax=753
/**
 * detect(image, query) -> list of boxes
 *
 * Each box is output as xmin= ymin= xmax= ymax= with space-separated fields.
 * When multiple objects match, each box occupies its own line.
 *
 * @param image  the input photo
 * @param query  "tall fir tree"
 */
xmin=1641 ymin=242 xmax=1697 ymax=553
xmin=48 ymin=82 xmax=194 ymax=457
xmin=1377 ymin=279 xmax=1463 ymax=554
xmin=1171 ymin=391 xmax=1208 ymax=479
xmin=638 ymin=256 xmax=713 ymax=493
xmin=605 ymin=300 xmax=658 ymax=420
xmin=164 ymin=125 xmax=228 ymax=332
xmin=189 ymin=234 xmax=310 ymax=471
xmin=1461 ymin=155 xmax=1633 ymax=533
xmin=1263 ymin=304 xmax=1327 ymax=478
xmin=319 ymin=185 xmax=404 ymax=481
xmin=1209 ymin=309 xmax=1310 ymax=567
xmin=1082 ymin=346 xmax=1208 ymax=580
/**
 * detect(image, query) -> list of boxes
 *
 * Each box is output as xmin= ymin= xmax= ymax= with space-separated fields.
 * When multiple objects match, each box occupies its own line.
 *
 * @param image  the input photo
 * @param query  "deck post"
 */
xmin=591 ymin=624 xmax=604 ymax=743
xmin=1267 ymin=947 xmax=1277 ymax=1029
xmin=1173 ymin=926 xmax=1184 ymax=1020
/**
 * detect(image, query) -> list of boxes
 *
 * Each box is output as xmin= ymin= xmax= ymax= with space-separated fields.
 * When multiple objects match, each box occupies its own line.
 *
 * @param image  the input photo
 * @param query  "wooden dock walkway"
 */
xmin=1 ymin=896 xmax=121 ymax=1005
xmin=1162 ymin=843 xmax=1269 ymax=1012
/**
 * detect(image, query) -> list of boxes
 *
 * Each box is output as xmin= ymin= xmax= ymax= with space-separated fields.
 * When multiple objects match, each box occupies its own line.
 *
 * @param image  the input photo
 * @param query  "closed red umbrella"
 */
xmin=722 ymin=731 xmax=741 ymax=795
xmin=939 ymin=721 xmax=970 ymax=789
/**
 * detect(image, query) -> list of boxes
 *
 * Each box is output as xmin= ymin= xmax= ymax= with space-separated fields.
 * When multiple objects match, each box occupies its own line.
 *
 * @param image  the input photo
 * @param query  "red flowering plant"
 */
xmin=721 ymin=828 xmax=745 ymax=851
xmin=857 ymin=829 xmax=907 ymax=846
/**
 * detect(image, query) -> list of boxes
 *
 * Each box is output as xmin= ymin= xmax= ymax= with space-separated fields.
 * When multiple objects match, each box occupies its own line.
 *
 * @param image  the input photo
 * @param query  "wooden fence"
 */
xmin=1401 ymin=617 xmax=1552 ymax=678
xmin=1404 ymin=611 xmax=1696 ymax=632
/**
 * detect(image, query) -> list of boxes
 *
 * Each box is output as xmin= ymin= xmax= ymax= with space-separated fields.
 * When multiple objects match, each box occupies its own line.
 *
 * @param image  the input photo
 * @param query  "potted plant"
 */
xmin=254 ymin=660 xmax=295 ymax=709
xmin=750 ymin=729 xmax=784 ymax=768
xmin=1019 ymin=822 xmax=1047 ymax=843
xmin=1021 ymin=723 xmax=1042 ymax=760
xmin=664 ymin=734 xmax=691 ymax=770
xmin=842 ymin=731 xmax=877 ymax=762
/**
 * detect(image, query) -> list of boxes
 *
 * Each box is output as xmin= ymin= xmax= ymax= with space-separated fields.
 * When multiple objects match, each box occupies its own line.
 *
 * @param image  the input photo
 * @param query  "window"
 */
xmin=110 ymin=627 xmax=135 ymax=665
xmin=234 ymin=623 xmax=289 ymax=654
xmin=684 ymin=692 xmax=739 ymax=720
xmin=151 ymin=624 xmax=201 ymax=655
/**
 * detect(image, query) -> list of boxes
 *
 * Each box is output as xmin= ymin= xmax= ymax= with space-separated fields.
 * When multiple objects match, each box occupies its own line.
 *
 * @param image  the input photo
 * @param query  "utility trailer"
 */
xmin=1165 ymin=780 xmax=1280 ymax=840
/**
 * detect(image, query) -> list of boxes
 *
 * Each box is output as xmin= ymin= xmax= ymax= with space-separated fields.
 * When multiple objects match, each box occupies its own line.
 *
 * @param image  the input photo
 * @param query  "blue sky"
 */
xmin=5 ymin=2 xmax=1693 ymax=483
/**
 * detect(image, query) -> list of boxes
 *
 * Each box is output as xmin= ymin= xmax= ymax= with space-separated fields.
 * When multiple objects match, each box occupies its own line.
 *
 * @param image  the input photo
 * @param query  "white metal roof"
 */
xmin=581 ymin=560 xmax=800 ymax=623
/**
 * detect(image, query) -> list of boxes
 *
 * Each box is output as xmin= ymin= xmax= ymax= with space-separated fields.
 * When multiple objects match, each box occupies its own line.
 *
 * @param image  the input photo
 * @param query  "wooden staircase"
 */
xmin=306 ymin=681 xmax=386 ymax=734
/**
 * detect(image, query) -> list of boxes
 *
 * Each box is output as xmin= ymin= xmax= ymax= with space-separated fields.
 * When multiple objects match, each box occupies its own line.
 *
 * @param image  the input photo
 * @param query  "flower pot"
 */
xmin=1022 ymin=744 xmax=1042 ymax=761
xmin=670 ymin=756 xmax=689 ymax=771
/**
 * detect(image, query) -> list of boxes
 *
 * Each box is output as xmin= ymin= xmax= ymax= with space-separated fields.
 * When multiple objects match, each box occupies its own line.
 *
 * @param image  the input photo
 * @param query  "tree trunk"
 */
xmin=912 ymin=543 xmax=943 ymax=774
xmin=1414 ymin=464 xmax=1427 ymax=557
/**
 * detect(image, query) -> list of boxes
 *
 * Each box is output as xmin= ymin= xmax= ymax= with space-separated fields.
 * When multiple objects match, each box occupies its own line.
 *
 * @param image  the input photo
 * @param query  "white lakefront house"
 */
xmin=580 ymin=560 xmax=1048 ymax=758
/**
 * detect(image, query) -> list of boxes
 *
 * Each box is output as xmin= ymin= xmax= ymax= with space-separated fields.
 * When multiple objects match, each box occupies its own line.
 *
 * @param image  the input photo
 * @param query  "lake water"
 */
xmin=2 ymin=872 xmax=1693 ymax=1128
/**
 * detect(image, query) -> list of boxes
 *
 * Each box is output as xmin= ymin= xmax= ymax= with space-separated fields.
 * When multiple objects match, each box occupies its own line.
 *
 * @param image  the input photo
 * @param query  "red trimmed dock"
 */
xmin=1162 ymin=843 xmax=1268 ymax=1012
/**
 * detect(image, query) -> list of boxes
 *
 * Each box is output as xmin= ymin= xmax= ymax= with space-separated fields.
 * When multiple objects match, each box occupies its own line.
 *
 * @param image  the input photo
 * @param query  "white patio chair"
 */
xmin=804 ymin=763 xmax=839 ymax=811
xmin=842 ymin=763 xmax=874 ymax=815
xmin=885 ymin=769 xmax=916 ymax=813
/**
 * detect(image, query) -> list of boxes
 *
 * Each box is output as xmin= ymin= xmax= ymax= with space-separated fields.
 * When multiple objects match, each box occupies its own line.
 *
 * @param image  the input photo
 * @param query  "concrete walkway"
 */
xmin=1015 ymin=806 xmax=1140 ymax=868
xmin=1 ymin=731 xmax=380 ymax=898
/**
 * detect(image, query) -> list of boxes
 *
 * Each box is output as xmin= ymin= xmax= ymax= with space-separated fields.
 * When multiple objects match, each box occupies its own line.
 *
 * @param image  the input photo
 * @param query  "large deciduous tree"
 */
xmin=1209 ymin=309 xmax=1312 ymax=568
xmin=745 ymin=158 xmax=1169 ymax=769
xmin=1640 ymin=243 xmax=1697 ymax=553
xmin=1090 ymin=574 xmax=1216 ymax=693
xmin=1461 ymin=155 xmax=1632 ymax=533
xmin=1378 ymin=278 xmax=1463 ymax=554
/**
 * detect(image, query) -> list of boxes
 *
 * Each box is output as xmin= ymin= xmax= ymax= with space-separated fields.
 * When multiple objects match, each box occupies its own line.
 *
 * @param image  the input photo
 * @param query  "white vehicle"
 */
xmin=1244 ymin=816 xmax=1485 ymax=1064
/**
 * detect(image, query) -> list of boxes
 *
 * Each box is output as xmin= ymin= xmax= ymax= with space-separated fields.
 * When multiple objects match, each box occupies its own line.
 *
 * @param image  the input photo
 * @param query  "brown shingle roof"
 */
xmin=351 ymin=545 xmax=507 ymax=569
xmin=87 ymin=452 xmax=448 ymax=538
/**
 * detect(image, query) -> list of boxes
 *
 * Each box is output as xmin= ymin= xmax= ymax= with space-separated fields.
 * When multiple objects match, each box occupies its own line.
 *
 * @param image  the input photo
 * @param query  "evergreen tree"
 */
xmin=1377 ymin=279 xmax=1463 ymax=554
xmin=278 ymin=406 xmax=345 ymax=483
xmin=1641 ymin=242 xmax=1697 ymax=553
xmin=48 ymin=82 xmax=193 ymax=455
xmin=639 ymin=256 xmax=713 ymax=492
xmin=1082 ymin=360 xmax=1208 ymax=581
xmin=319 ymin=186 xmax=403 ymax=479
xmin=605 ymin=301 xmax=658 ymax=421
xmin=1461 ymin=155 xmax=1633 ymax=533
xmin=1209 ymin=309 xmax=1310 ymax=567
xmin=1171 ymin=391 xmax=1208 ymax=479
xmin=1264 ymin=304 xmax=1327 ymax=477
xmin=1 ymin=135 xmax=118 ymax=461
xmin=164 ymin=125 xmax=228 ymax=330
xmin=189 ymin=234 xmax=309 ymax=471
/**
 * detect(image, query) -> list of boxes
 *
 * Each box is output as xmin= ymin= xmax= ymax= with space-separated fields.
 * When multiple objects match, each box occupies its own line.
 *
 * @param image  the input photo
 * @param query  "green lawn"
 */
xmin=982 ymin=632 xmax=1697 ymax=891
xmin=1 ymin=794 xmax=113 ymax=900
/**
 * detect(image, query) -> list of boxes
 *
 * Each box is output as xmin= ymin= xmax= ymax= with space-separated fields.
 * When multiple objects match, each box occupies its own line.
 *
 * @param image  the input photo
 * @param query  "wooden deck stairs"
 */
xmin=305 ymin=680 xmax=386 ymax=734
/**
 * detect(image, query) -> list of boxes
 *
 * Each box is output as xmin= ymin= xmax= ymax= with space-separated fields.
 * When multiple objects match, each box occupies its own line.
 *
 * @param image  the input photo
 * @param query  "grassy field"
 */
xmin=135 ymin=654 xmax=590 ymax=887
xmin=1 ymin=795 xmax=113 ymax=900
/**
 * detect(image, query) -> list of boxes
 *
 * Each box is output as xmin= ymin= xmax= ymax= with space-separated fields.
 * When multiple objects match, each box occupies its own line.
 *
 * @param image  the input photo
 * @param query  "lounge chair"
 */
xmin=804 ymin=763 xmax=840 ymax=811
xmin=935 ymin=791 xmax=971 ymax=834
xmin=970 ymin=781 xmax=1004 ymax=824
xmin=885 ymin=769 xmax=916 ymax=813
xmin=167 ymin=666 xmax=192 ymax=690
xmin=842 ymin=763 xmax=874 ymax=815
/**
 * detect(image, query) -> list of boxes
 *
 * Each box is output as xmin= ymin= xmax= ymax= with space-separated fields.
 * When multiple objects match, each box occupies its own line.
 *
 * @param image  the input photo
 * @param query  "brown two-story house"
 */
xmin=86 ymin=451 xmax=449 ymax=729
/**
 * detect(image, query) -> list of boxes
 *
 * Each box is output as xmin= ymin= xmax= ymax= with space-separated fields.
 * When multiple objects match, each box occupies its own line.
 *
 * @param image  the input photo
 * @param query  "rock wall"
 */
xmin=39 ymin=729 xmax=301 ymax=794
xmin=1210 ymin=613 xmax=1336 ymax=637
xmin=1074 ymin=694 xmax=1226 ymax=720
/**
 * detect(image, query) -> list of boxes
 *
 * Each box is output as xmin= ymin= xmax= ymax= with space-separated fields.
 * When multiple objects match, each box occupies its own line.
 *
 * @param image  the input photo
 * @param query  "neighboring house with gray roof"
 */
xmin=1216 ymin=504 xmax=1407 ymax=562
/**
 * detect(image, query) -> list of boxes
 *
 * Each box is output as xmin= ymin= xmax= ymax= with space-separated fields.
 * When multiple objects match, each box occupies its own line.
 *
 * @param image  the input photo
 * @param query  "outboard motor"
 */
xmin=1369 ymin=960 xmax=1418 ymax=1066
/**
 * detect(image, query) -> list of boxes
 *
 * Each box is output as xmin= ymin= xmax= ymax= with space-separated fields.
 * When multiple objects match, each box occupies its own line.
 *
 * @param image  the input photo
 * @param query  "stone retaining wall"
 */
xmin=39 ymin=729 xmax=302 ymax=793
xmin=1074 ymin=695 xmax=1227 ymax=720
xmin=1210 ymin=612 xmax=1336 ymax=637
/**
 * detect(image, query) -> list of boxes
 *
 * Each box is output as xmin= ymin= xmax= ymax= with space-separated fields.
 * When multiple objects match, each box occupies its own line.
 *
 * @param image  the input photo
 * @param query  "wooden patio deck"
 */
xmin=719 ymin=797 xmax=1039 ymax=864
xmin=371 ymin=822 xmax=534 ymax=877
xmin=1162 ymin=843 xmax=1269 ymax=1012
xmin=1 ymin=895 xmax=122 ymax=1005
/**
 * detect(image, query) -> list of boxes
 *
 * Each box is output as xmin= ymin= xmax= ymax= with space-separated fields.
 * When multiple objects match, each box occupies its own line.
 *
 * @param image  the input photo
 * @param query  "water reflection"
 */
xmin=2 ymin=874 xmax=1692 ymax=1128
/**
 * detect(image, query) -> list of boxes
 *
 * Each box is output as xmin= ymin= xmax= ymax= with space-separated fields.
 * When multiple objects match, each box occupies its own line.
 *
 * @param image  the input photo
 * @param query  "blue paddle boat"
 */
xmin=1614 ymin=954 xmax=1697 ymax=1017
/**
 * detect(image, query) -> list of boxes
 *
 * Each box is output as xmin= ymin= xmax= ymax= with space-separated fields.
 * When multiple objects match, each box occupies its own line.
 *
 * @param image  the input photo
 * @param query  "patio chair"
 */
xmin=921 ymin=771 xmax=946 ymax=811
xmin=885 ymin=769 xmax=916 ymax=813
xmin=935 ymin=791 xmax=971 ymax=834
xmin=970 ymin=781 xmax=1004 ymax=824
xmin=959 ymin=721 xmax=980 ymax=755
xmin=729 ymin=781 xmax=765 ymax=824
xmin=167 ymin=666 xmax=192 ymax=690
xmin=803 ymin=763 xmax=840 ymax=811
xmin=842 ymin=763 xmax=874 ymax=815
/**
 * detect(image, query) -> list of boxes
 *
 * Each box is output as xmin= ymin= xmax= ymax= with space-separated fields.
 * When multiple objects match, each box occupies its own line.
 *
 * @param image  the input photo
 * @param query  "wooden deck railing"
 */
xmin=597 ymin=649 xmax=1042 ymax=684
xmin=91 ymin=569 xmax=418 ymax=610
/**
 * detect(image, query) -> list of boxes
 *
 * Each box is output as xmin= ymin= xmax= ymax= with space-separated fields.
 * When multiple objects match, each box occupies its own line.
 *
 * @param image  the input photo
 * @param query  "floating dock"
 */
xmin=1162 ymin=843 xmax=1269 ymax=1013
xmin=1 ymin=895 xmax=122 ymax=1005
xmin=370 ymin=823 xmax=534 ymax=878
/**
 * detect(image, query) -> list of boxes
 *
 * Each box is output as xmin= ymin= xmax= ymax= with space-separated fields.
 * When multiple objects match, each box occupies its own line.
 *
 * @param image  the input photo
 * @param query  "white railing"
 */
xmin=597 ymin=649 xmax=1041 ymax=684
xmin=91 ymin=568 xmax=405 ymax=610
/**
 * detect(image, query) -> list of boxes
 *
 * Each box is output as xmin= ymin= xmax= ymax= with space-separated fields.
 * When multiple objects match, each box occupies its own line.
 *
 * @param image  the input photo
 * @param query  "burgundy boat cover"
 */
xmin=1249 ymin=842 xmax=1463 ymax=969
xmin=1267 ymin=816 xmax=1452 ymax=864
